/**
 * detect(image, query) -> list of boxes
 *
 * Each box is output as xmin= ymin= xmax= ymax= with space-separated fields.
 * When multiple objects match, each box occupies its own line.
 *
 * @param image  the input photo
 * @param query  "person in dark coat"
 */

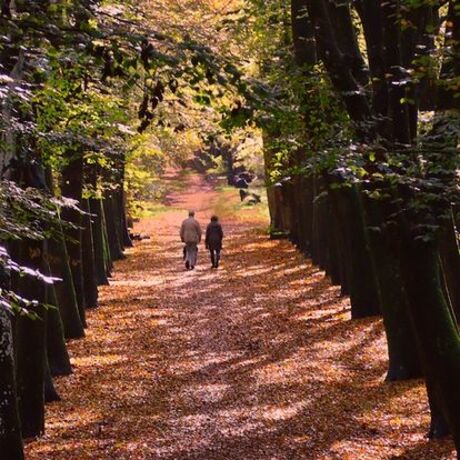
xmin=205 ymin=216 xmax=224 ymax=269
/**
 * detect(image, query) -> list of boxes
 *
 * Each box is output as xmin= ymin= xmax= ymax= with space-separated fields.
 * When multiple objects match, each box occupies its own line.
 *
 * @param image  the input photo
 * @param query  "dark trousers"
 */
xmin=209 ymin=249 xmax=221 ymax=267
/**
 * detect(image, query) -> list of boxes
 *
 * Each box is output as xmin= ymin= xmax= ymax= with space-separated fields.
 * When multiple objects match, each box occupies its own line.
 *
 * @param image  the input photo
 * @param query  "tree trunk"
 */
xmin=288 ymin=177 xmax=300 ymax=246
xmin=296 ymin=176 xmax=310 ymax=255
xmin=302 ymin=175 xmax=315 ymax=256
xmin=318 ymin=192 xmax=331 ymax=271
xmin=0 ymin=305 xmax=24 ymax=460
xmin=14 ymin=241 xmax=47 ymax=438
xmin=324 ymin=196 xmax=341 ymax=285
xmin=439 ymin=213 xmax=460 ymax=321
xmin=81 ymin=199 xmax=99 ymax=308
xmin=332 ymin=186 xmax=380 ymax=318
xmin=262 ymin=132 xmax=287 ymax=236
xmin=104 ymin=193 xmax=125 ymax=261
xmin=362 ymin=194 xmax=421 ymax=381
xmin=119 ymin=189 xmax=133 ymax=248
xmin=291 ymin=0 xmax=317 ymax=67
xmin=354 ymin=0 xmax=389 ymax=137
xmin=400 ymin=221 xmax=460 ymax=450
xmin=381 ymin=0 xmax=412 ymax=145
xmin=61 ymin=153 xmax=87 ymax=319
xmin=46 ymin=282 xmax=72 ymax=376
xmin=101 ymin=201 xmax=113 ymax=277
xmin=48 ymin=223 xmax=85 ymax=338
xmin=89 ymin=198 xmax=110 ymax=285
xmin=44 ymin=356 xmax=60 ymax=404
xmin=328 ymin=187 xmax=352 ymax=296
xmin=312 ymin=192 xmax=329 ymax=268
xmin=306 ymin=0 xmax=373 ymax=140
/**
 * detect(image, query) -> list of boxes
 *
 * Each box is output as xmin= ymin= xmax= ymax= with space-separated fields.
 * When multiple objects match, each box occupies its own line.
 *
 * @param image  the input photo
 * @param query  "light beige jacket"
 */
xmin=180 ymin=217 xmax=202 ymax=244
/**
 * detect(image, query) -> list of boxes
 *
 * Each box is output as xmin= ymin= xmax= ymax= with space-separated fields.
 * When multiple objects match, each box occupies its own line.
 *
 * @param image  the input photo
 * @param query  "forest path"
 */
xmin=26 ymin=173 xmax=454 ymax=460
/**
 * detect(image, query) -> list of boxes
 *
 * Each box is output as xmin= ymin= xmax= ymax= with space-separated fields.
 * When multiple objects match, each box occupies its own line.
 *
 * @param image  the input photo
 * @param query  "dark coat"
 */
xmin=205 ymin=222 xmax=223 ymax=250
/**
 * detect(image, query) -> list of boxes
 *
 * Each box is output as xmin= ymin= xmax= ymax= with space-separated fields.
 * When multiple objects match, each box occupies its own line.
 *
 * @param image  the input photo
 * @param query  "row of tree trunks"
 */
xmin=271 ymin=0 xmax=460 ymax=453
xmin=0 ymin=7 xmax=132 ymax=456
xmin=270 ymin=173 xmax=382 ymax=319
xmin=0 ymin=149 xmax=132 ymax=455
xmin=263 ymin=0 xmax=427 ymax=394
xmin=265 ymin=143 xmax=460 ymax=442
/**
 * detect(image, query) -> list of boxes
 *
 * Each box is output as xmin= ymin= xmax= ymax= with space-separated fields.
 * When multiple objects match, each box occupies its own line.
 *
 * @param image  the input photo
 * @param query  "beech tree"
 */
xmin=246 ymin=0 xmax=459 ymax=451
xmin=0 ymin=1 xmax=255 ymax=457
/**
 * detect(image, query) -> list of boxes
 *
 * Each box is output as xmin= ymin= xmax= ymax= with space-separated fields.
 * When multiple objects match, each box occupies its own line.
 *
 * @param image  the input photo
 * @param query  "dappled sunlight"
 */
xmin=71 ymin=354 xmax=128 ymax=368
xmin=259 ymin=401 xmax=308 ymax=421
xmin=26 ymin=173 xmax=455 ymax=460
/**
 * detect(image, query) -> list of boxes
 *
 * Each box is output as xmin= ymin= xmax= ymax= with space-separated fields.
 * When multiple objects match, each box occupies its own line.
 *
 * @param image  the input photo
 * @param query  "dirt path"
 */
xmin=26 ymin=174 xmax=455 ymax=459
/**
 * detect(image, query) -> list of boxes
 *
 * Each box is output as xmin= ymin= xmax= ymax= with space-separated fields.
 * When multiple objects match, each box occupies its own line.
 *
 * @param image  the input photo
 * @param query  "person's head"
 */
xmin=211 ymin=215 xmax=218 ymax=222
xmin=188 ymin=210 xmax=195 ymax=218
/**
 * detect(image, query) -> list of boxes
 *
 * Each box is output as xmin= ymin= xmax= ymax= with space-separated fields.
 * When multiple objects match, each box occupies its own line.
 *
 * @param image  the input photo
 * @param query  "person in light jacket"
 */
xmin=180 ymin=210 xmax=202 ymax=270
xmin=205 ymin=215 xmax=224 ymax=269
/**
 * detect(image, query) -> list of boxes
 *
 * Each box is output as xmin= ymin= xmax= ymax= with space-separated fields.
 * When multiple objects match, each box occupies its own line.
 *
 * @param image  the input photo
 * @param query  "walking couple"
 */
xmin=180 ymin=211 xmax=223 ymax=270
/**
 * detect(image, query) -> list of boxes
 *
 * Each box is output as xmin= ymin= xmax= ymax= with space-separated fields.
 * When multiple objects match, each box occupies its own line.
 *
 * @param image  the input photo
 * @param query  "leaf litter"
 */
xmin=26 ymin=173 xmax=456 ymax=459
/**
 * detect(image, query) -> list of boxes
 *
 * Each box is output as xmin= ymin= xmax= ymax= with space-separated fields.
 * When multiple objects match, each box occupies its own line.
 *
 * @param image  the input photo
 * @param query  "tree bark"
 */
xmin=400 ymin=222 xmax=460 ymax=450
xmin=362 ymin=193 xmax=421 ymax=380
xmin=291 ymin=0 xmax=317 ymax=67
xmin=14 ymin=241 xmax=47 ymax=438
xmin=0 ymin=302 xmax=24 ymax=460
xmin=354 ymin=0 xmax=389 ymax=136
xmin=306 ymin=0 xmax=373 ymax=140
xmin=61 ymin=153 xmax=87 ymax=320
xmin=89 ymin=198 xmax=110 ymax=285
xmin=381 ymin=1 xmax=412 ymax=145
xmin=44 ymin=355 xmax=60 ymax=403
xmin=104 ymin=192 xmax=125 ymax=261
xmin=120 ymin=189 xmax=133 ymax=248
xmin=328 ymin=187 xmax=352 ymax=296
xmin=440 ymin=213 xmax=460 ymax=321
xmin=48 ymin=222 xmax=85 ymax=338
xmin=81 ymin=199 xmax=99 ymax=308
xmin=101 ymin=202 xmax=113 ymax=277
xmin=332 ymin=186 xmax=380 ymax=318
xmin=45 ymin=281 xmax=72 ymax=377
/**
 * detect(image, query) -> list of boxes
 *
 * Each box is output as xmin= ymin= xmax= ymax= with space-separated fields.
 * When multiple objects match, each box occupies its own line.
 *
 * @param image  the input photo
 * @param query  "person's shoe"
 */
xmin=185 ymin=261 xmax=190 ymax=270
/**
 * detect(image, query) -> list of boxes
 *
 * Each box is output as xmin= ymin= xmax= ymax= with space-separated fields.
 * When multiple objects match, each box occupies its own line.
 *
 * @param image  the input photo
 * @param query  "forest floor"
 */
xmin=26 ymin=172 xmax=456 ymax=460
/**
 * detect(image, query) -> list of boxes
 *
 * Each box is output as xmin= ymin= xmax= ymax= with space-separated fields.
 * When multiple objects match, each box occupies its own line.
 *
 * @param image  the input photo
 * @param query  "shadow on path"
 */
xmin=26 ymin=175 xmax=455 ymax=460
